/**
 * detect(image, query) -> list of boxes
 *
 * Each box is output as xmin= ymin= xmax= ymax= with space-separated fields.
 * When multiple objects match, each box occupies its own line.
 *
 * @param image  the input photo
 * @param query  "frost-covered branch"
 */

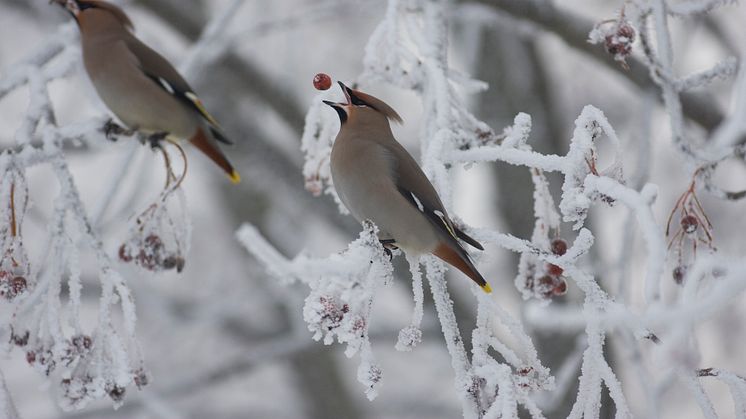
xmin=0 ymin=0 xmax=256 ymax=411
xmin=242 ymin=1 xmax=746 ymax=417
xmin=468 ymin=0 xmax=727 ymax=131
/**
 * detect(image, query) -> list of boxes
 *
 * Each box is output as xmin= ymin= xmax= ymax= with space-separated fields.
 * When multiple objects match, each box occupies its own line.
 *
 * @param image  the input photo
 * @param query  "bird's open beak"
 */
xmin=322 ymin=81 xmax=354 ymax=109
xmin=323 ymin=84 xmax=351 ymax=123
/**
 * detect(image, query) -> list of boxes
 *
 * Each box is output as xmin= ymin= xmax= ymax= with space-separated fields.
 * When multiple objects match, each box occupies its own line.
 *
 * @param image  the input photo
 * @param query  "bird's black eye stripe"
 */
xmin=349 ymin=94 xmax=366 ymax=106
xmin=348 ymin=92 xmax=379 ymax=111
xmin=77 ymin=1 xmax=96 ymax=10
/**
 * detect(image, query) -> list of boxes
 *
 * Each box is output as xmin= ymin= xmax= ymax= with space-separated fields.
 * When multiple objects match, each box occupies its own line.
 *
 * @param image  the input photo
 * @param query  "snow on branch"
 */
xmin=0 ymin=0 xmax=248 ymax=411
xmin=0 ymin=23 xmax=146 ymax=409
xmin=237 ymin=222 xmax=392 ymax=399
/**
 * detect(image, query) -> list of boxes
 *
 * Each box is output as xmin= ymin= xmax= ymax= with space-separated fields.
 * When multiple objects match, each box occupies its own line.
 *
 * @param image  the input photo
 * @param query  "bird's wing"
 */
xmin=385 ymin=140 xmax=483 ymax=250
xmin=124 ymin=35 xmax=233 ymax=144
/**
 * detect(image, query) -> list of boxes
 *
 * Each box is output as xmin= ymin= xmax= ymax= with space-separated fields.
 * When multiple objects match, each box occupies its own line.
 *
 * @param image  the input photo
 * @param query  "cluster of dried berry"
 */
xmin=26 ymin=347 xmax=56 ymax=376
xmin=591 ymin=15 xmax=636 ymax=70
xmin=317 ymin=295 xmax=349 ymax=332
xmin=23 ymin=334 xmax=94 ymax=377
xmin=119 ymin=234 xmax=185 ymax=273
xmin=0 ymin=268 xmax=27 ymax=301
xmin=525 ymin=239 xmax=569 ymax=299
xmin=60 ymin=374 xmax=127 ymax=405
xmin=603 ymin=22 xmax=635 ymax=68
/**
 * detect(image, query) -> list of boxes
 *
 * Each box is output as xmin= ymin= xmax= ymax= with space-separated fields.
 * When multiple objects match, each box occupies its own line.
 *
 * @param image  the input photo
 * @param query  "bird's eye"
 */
xmin=77 ymin=2 xmax=96 ymax=10
xmin=349 ymin=94 xmax=368 ymax=107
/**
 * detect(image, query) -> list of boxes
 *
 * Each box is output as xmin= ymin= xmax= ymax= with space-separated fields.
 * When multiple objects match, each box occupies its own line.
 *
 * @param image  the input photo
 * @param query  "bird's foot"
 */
xmin=143 ymin=132 xmax=169 ymax=150
xmin=379 ymin=239 xmax=398 ymax=261
xmin=102 ymin=119 xmax=133 ymax=142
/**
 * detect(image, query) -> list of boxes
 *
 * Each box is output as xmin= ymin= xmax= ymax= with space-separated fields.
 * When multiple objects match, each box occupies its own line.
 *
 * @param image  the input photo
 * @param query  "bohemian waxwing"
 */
xmin=324 ymin=82 xmax=491 ymax=293
xmin=56 ymin=0 xmax=240 ymax=183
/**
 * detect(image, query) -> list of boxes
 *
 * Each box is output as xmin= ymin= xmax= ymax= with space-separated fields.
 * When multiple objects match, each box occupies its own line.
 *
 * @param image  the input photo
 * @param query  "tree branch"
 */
xmin=467 ymin=0 xmax=725 ymax=131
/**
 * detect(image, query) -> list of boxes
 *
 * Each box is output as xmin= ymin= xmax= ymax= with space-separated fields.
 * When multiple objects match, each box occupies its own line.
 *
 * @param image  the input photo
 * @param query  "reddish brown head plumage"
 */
xmin=74 ymin=1 xmax=134 ymax=31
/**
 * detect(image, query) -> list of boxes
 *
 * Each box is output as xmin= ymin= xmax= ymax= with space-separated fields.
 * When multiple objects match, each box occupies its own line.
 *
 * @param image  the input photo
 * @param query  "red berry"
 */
xmin=313 ymin=73 xmax=332 ymax=90
xmin=551 ymin=239 xmax=567 ymax=256
xmin=553 ymin=279 xmax=568 ymax=295
xmin=547 ymin=263 xmax=564 ymax=277
xmin=681 ymin=215 xmax=698 ymax=234
xmin=118 ymin=244 xmax=133 ymax=262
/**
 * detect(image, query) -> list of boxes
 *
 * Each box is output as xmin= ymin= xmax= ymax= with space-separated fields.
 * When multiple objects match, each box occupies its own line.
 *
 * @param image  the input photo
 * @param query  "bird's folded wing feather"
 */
xmin=124 ymin=35 xmax=233 ymax=144
xmin=386 ymin=140 xmax=484 ymax=250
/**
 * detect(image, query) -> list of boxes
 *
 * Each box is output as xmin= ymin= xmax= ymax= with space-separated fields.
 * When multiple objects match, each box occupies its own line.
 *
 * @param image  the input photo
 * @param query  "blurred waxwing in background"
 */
xmin=325 ymin=82 xmax=492 ymax=293
xmin=55 ymin=0 xmax=240 ymax=183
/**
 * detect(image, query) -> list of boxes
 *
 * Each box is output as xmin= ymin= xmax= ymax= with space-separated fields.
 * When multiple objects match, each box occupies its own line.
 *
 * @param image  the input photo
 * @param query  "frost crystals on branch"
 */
xmin=0 ymin=19 xmax=146 ymax=411
xmin=237 ymin=222 xmax=393 ymax=400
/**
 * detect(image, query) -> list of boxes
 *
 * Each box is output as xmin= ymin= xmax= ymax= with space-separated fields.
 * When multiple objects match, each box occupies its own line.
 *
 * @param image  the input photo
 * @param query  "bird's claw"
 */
xmin=142 ymin=132 xmax=169 ymax=149
xmin=379 ymin=239 xmax=398 ymax=261
xmin=102 ymin=119 xmax=131 ymax=142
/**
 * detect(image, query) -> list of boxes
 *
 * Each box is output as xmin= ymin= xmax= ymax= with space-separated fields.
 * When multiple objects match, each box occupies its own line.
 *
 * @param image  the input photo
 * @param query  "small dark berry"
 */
xmin=681 ymin=215 xmax=698 ymax=234
xmin=547 ymin=264 xmax=564 ymax=277
xmin=673 ymin=266 xmax=686 ymax=284
xmin=119 ymin=244 xmax=133 ymax=262
xmin=108 ymin=385 xmax=126 ymax=402
xmin=161 ymin=255 xmax=178 ymax=270
xmin=26 ymin=351 xmax=36 ymax=364
xmin=551 ymin=239 xmax=568 ymax=256
xmin=553 ymin=279 xmax=568 ymax=295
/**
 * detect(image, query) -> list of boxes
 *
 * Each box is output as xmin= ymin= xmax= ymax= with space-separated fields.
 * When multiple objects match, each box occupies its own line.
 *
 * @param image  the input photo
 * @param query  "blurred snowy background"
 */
xmin=1 ymin=0 xmax=746 ymax=418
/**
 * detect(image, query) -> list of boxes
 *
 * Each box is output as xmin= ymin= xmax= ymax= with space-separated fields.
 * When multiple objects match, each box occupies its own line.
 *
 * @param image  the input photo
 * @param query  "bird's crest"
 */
xmin=78 ymin=1 xmax=134 ymax=30
xmin=348 ymin=88 xmax=403 ymax=124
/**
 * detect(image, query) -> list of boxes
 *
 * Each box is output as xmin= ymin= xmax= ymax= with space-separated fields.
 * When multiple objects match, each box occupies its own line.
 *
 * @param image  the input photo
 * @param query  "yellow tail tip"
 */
xmin=229 ymin=170 xmax=241 ymax=184
xmin=481 ymin=283 xmax=492 ymax=294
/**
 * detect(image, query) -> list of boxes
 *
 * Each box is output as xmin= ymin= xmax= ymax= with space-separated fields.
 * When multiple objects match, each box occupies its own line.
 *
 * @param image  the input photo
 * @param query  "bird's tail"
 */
xmin=190 ymin=126 xmax=240 ymax=184
xmin=432 ymin=242 xmax=492 ymax=293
